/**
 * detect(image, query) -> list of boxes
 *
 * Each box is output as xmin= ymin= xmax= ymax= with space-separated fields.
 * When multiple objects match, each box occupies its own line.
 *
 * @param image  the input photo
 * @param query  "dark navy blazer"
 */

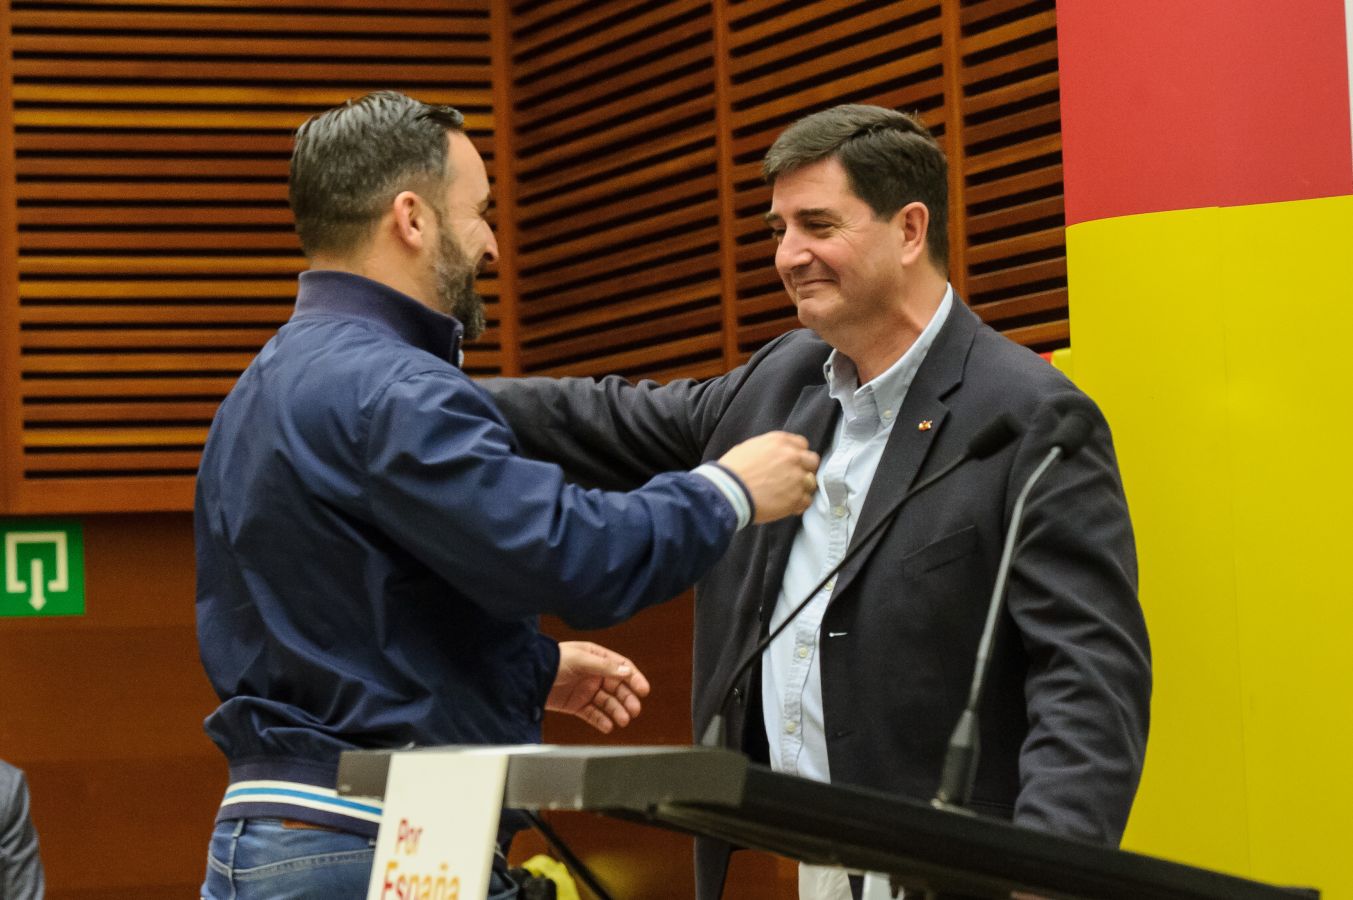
xmin=488 ymin=299 xmax=1150 ymax=899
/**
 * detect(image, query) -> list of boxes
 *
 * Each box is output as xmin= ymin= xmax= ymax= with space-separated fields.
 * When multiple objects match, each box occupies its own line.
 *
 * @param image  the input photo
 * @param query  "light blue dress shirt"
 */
xmin=762 ymin=286 xmax=954 ymax=781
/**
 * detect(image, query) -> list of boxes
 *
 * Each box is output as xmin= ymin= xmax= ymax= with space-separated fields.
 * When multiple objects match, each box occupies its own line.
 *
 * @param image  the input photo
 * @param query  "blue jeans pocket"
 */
xmin=203 ymin=819 xmax=375 ymax=900
xmin=203 ymin=818 xmax=518 ymax=900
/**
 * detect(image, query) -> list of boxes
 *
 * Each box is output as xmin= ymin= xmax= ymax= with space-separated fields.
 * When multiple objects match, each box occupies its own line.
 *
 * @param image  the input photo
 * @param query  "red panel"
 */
xmin=1058 ymin=0 xmax=1353 ymax=225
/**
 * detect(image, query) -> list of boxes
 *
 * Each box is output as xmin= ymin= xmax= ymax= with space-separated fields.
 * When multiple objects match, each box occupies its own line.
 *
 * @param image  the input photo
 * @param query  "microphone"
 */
xmin=700 ymin=413 xmax=1024 ymax=748
xmin=932 ymin=409 xmax=1094 ymax=811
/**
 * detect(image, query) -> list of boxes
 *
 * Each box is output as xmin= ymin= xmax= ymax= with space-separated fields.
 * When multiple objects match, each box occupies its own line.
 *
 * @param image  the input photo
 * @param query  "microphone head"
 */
xmin=1049 ymin=411 xmax=1094 ymax=458
xmin=967 ymin=413 xmax=1022 ymax=459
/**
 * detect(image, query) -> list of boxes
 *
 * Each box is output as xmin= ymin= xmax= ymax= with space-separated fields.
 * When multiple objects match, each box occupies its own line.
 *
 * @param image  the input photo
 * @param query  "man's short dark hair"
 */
xmin=763 ymin=104 xmax=949 ymax=271
xmin=289 ymin=91 xmax=466 ymax=259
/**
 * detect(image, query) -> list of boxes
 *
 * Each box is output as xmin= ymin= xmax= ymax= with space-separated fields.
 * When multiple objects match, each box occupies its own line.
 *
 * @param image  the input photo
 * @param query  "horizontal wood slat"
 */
xmin=11 ymin=59 xmax=489 ymax=83
xmin=22 ymin=352 xmax=259 ymax=373
xmin=24 ymin=426 xmax=210 ymax=448
xmin=22 ymin=449 xmax=204 ymax=473
xmin=2 ymin=0 xmax=502 ymax=509
xmin=9 ymin=10 xmax=485 ymax=34
xmin=20 ymin=233 xmax=298 ymax=252
xmin=10 ymin=35 xmax=487 ymax=59
xmin=18 ymin=279 xmax=297 ymax=298
xmin=24 ymin=400 xmax=222 ymax=422
xmin=12 ymin=108 xmax=493 ymax=131
xmin=19 ymin=328 xmax=276 ymax=350
xmin=973 ymin=286 xmax=1067 ymax=324
xmin=17 ymin=0 xmax=453 ymax=10
xmin=19 ymin=207 xmax=294 ymax=226
xmin=21 ymin=377 xmax=246 ymax=398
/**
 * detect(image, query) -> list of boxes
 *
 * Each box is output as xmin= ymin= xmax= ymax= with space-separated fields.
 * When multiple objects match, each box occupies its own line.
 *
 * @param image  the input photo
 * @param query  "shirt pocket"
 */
xmin=898 ymin=524 xmax=978 ymax=578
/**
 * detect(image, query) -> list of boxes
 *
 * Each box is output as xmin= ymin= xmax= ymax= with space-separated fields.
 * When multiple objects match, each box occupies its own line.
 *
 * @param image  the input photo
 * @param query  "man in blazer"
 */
xmin=487 ymin=104 xmax=1150 ymax=900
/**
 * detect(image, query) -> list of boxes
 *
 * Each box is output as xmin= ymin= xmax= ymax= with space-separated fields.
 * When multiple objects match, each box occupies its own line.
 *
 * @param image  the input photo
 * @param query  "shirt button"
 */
xmin=882 ymin=409 xmax=894 ymax=420
xmin=785 ymin=720 xmax=798 ymax=734
xmin=832 ymin=505 xmax=847 ymax=518
xmin=825 ymin=578 xmax=836 ymax=592
xmin=797 ymin=645 xmax=809 ymax=659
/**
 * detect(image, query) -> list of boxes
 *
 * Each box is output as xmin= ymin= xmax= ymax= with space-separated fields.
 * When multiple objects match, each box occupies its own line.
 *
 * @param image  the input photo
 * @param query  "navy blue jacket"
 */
xmin=195 ymin=271 xmax=738 ymax=822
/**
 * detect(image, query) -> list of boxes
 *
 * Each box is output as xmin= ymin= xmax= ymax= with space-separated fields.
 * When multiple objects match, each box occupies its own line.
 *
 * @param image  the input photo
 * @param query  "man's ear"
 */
xmin=390 ymin=190 xmax=430 ymax=252
xmin=895 ymin=201 xmax=930 ymax=266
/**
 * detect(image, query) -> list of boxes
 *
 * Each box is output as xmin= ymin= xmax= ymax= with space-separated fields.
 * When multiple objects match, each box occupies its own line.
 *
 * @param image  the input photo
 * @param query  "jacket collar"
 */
xmin=292 ymin=270 xmax=465 ymax=367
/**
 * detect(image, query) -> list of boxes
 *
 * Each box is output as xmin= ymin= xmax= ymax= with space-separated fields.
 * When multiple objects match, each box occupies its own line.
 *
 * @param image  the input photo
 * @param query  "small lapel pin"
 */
xmin=917 ymin=420 xmax=933 ymax=432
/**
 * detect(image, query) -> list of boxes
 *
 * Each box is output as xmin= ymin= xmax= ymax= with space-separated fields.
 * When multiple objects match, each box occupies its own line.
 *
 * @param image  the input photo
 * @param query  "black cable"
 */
xmin=524 ymin=810 xmax=617 ymax=900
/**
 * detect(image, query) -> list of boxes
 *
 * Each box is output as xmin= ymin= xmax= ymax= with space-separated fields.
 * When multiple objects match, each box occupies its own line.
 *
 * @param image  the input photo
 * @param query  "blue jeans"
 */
xmin=202 ymin=818 xmax=518 ymax=900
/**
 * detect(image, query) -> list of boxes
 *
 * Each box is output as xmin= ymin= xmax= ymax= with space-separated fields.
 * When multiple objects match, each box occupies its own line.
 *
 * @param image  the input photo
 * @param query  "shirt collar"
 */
xmin=823 ymin=283 xmax=954 ymax=426
xmin=292 ymin=270 xmax=465 ymax=367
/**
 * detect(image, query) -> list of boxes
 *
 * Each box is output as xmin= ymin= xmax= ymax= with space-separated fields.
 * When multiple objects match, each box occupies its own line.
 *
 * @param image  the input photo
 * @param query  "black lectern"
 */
xmin=336 ymin=745 xmax=1317 ymax=900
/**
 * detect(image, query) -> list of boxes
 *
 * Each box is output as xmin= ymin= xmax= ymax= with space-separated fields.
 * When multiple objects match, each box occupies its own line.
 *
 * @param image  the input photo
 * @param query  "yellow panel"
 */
xmin=1218 ymin=195 xmax=1353 ymax=892
xmin=1066 ymin=194 xmax=1353 ymax=899
xmin=1048 ymin=346 xmax=1073 ymax=379
xmin=1066 ymin=208 xmax=1252 ymax=876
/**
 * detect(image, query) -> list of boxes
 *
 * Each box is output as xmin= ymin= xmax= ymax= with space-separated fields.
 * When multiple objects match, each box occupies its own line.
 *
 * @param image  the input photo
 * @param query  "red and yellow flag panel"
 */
xmin=1058 ymin=2 xmax=1353 ymax=898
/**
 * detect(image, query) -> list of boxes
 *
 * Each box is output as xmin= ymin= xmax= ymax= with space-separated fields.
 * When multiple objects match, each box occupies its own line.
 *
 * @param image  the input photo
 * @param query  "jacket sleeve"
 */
xmin=361 ymin=370 xmax=738 ymax=630
xmin=482 ymin=332 xmax=801 ymax=490
xmin=1004 ymin=393 xmax=1151 ymax=844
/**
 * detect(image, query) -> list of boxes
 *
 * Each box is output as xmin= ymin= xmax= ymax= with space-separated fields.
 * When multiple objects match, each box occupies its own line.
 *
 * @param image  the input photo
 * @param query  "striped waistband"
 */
xmin=217 ymin=778 xmax=384 ymax=837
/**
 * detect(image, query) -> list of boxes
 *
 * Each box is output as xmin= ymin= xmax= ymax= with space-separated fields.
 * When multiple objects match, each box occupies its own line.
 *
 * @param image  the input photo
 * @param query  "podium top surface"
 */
xmin=337 ymin=745 xmax=1317 ymax=900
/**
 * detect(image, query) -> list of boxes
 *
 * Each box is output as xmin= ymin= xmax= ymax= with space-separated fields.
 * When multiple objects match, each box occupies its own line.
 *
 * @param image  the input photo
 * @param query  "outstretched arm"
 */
xmin=482 ymin=332 xmax=801 ymax=490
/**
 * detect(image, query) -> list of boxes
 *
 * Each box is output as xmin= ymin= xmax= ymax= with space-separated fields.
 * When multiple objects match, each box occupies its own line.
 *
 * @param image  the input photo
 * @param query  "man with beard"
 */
xmin=194 ymin=91 xmax=820 ymax=900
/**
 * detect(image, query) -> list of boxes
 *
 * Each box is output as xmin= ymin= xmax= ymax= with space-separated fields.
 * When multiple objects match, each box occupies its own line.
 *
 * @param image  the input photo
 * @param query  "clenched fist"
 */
xmin=717 ymin=431 xmax=820 ymax=523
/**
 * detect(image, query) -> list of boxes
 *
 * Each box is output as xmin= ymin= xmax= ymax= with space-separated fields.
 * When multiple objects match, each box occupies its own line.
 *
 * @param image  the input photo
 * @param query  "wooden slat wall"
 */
xmin=2 ymin=0 xmax=1067 ymax=507
xmin=724 ymin=0 xmax=949 ymax=353
xmin=511 ymin=0 xmax=1068 ymax=378
xmin=508 ymin=2 xmax=1070 ymax=897
xmin=956 ymin=0 xmax=1068 ymax=349
xmin=510 ymin=0 xmax=729 ymax=382
xmin=0 ymin=0 xmax=504 ymax=514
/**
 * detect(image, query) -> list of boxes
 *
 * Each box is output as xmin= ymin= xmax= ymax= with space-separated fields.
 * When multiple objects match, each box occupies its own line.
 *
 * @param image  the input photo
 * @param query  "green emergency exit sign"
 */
xmin=1 ymin=521 xmax=85 ymax=617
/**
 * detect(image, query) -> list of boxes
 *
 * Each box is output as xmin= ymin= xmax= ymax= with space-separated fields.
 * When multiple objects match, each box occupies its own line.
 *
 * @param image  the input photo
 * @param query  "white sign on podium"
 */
xmin=365 ymin=747 xmax=528 ymax=900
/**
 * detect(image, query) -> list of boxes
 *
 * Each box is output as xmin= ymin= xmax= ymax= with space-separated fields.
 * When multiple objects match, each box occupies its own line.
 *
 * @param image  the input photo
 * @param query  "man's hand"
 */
xmin=545 ymin=641 xmax=651 ymax=733
xmin=718 ymin=431 xmax=820 ymax=523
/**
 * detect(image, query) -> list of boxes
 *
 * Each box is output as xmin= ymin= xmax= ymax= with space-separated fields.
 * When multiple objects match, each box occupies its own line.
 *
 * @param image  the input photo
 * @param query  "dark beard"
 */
xmin=433 ymin=227 xmax=486 ymax=341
